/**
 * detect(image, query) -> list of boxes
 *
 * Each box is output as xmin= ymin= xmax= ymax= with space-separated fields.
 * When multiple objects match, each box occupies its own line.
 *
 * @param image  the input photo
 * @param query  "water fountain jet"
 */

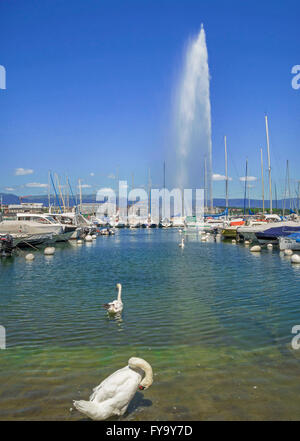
xmin=175 ymin=24 xmax=213 ymax=211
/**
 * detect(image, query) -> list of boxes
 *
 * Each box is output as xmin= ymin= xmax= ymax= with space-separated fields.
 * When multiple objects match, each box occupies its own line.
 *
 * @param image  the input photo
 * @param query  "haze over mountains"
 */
xmin=0 ymin=192 xmax=298 ymax=210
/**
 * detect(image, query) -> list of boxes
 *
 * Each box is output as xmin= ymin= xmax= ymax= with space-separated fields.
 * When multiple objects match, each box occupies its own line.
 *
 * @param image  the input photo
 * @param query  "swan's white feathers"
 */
xmin=107 ymin=300 xmax=123 ymax=313
xmin=73 ymin=359 xmax=152 ymax=420
xmin=89 ymin=366 xmax=141 ymax=402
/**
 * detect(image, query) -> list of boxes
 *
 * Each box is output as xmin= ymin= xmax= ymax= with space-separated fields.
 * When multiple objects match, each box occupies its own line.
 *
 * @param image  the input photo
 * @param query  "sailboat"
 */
xmin=159 ymin=161 xmax=171 ymax=228
xmin=141 ymin=169 xmax=158 ymax=228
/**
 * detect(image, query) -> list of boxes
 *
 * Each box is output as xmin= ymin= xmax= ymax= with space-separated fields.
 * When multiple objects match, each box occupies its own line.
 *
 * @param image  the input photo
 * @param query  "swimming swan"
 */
xmin=103 ymin=283 xmax=123 ymax=314
xmin=179 ymin=238 xmax=185 ymax=248
xmin=73 ymin=357 xmax=153 ymax=420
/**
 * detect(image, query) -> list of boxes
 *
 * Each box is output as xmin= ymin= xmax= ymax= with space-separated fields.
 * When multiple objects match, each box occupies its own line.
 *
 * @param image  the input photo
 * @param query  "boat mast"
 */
xmin=298 ymin=181 xmax=300 ymax=214
xmin=66 ymin=176 xmax=70 ymax=211
xmin=265 ymin=115 xmax=272 ymax=214
xmin=48 ymin=171 xmax=50 ymax=210
xmin=204 ymin=157 xmax=207 ymax=213
xmin=287 ymin=160 xmax=291 ymax=210
xmin=116 ymin=167 xmax=119 ymax=215
xmin=148 ymin=168 xmax=151 ymax=218
xmin=283 ymin=160 xmax=288 ymax=216
xmin=163 ymin=161 xmax=166 ymax=220
xmin=243 ymin=159 xmax=248 ymax=216
xmin=248 ymin=182 xmax=251 ymax=210
xmin=224 ymin=135 xmax=228 ymax=216
xmin=50 ymin=172 xmax=62 ymax=213
xmin=78 ymin=178 xmax=82 ymax=214
xmin=260 ymin=148 xmax=264 ymax=214
xmin=56 ymin=173 xmax=66 ymax=212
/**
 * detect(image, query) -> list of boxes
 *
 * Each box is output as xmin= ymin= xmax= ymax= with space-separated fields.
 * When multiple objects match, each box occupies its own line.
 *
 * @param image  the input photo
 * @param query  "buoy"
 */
xmin=201 ymin=235 xmax=207 ymax=241
xmin=92 ymin=234 xmax=97 ymax=239
xmin=244 ymin=240 xmax=250 ymax=245
xmin=232 ymin=239 xmax=236 ymax=244
xmin=284 ymin=249 xmax=293 ymax=256
xmin=250 ymin=245 xmax=261 ymax=252
xmin=44 ymin=247 xmax=55 ymax=255
xmin=267 ymin=244 xmax=273 ymax=249
xmin=85 ymin=235 xmax=93 ymax=242
xmin=291 ymin=254 xmax=300 ymax=264
xmin=25 ymin=253 xmax=35 ymax=261
xmin=77 ymin=239 xmax=83 ymax=244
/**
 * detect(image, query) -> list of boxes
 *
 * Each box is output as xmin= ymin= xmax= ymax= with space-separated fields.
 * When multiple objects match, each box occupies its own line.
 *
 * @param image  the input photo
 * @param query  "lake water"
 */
xmin=1 ymin=228 xmax=300 ymax=420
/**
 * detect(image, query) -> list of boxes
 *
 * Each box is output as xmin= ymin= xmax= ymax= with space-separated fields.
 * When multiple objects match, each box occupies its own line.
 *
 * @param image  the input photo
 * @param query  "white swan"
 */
xmin=73 ymin=357 xmax=153 ymax=420
xmin=179 ymin=237 xmax=185 ymax=248
xmin=103 ymin=283 xmax=123 ymax=314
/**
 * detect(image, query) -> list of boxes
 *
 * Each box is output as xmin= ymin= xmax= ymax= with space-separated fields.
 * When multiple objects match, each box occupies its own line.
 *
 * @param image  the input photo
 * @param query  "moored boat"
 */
xmin=279 ymin=233 xmax=300 ymax=251
xmin=255 ymin=222 xmax=300 ymax=245
xmin=221 ymin=218 xmax=244 ymax=239
xmin=0 ymin=234 xmax=14 ymax=257
xmin=0 ymin=213 xmax=63 ymax=237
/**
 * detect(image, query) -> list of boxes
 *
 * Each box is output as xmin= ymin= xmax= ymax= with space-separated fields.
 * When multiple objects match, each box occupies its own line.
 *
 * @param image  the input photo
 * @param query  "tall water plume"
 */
xmin=175 ymin=24 xmax=213 ymax=209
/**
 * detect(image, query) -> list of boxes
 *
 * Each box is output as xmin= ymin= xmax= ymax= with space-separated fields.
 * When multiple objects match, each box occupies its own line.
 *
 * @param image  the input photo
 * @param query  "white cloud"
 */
xmin=239 ymin=176 xmax=257 ymax=182
xmin=212 ymin=173 xmax=232 ymax=181
xmin=25 ymin=182 xmax=48 ymax=188
xmin=96 ymin=187 xmax=114 ymax=193
xmin=15 ymin=168 xmax=34 ymax=176
xmin=4 ymin=187 xmax=14 ymax=191
xmin=78 ymin=184 xmax=92 ymax=188
xmin=90 ymin=172 xmax=95 ymax=177
xmin=108 ymin=173 xmax=115 ymax=179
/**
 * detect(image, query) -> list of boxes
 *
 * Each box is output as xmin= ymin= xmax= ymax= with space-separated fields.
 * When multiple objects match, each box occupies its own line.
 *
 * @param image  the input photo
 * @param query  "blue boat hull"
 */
xmin=256 ymin=226 xmax=300 ymax=244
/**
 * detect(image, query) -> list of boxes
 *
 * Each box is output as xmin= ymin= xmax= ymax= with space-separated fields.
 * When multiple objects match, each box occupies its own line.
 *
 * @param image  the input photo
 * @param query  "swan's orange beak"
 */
xmin=139 ymin=385 xmax=145 ymax=390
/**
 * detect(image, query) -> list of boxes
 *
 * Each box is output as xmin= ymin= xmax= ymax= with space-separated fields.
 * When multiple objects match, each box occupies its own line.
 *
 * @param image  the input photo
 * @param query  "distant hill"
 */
xmin=0 ymin=193 xmax=298 ymax=210
xmin=0 ymin=193 xmax=20 ymax=204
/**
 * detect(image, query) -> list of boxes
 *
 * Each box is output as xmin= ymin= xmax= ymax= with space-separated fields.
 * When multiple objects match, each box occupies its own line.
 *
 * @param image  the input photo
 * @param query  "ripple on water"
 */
xmin=1 ymin=229 xmax=300 ymax=420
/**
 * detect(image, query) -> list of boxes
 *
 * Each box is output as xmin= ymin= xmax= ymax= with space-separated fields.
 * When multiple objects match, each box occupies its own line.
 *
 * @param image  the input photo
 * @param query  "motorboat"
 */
xmin=51 ymin=212 xmax=82 ymax=240
xmin=160 ymin=217 xmax=172 ymax=228
xmin=52 ymin=212 xmax=97 ymax=239
xmin=221 ymin=218 xmax=245 ymax=239
xmin=183 ymin=216 xmax=206 ymax=233
xmin=237 ymin=214 xmax=281 ymax=242
xmin=12 ymin=232 xmax=55 ymax=247
xmin=171 ymin=216 xmax=185 ymax=228
xmin=99 ymin=227 xmax=114 ymax=236
xmin=204 ymin=218 xmax=228 ymax=233
xmin=279 ymin=232 xmax=300 ymax=251
xmin=142 ymin=215 xmax=158 ymax=228
xmin=255 ymin=222 xmax=300 ymax=245
xmin=0 ymin=234 xmax=14 ymax=257
xmin=128 ymin=216 xmax=141 ymax=228
xmin=0 ymin=213 xmax=63 ymax=238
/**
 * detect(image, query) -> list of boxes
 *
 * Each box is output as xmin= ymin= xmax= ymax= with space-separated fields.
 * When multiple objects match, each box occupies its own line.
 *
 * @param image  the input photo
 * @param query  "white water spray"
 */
xmin=175 ymin=24 xmax=213 ymax=209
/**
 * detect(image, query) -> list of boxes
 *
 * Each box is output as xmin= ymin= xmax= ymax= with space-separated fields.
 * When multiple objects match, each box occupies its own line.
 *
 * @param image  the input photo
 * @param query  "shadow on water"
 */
xmin=123 ymin=391 xmax=153 ymax=419
xmin=71 ymin=391 xmax=152 ymax=421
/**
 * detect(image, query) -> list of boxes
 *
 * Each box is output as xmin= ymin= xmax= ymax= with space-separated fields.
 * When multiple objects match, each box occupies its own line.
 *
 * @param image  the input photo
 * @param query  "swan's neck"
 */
xmin=117 ymin=285 xmax=122 ymax=302
xmin=128 ymin=357 xmax=153 ymax=389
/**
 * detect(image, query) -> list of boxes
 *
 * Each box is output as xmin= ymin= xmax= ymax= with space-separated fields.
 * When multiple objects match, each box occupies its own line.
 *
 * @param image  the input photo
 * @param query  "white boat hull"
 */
xmin=0 ymin=220 xmax=62 ymax=236
xmin=279 ymin=236 xmax=300 ymax=251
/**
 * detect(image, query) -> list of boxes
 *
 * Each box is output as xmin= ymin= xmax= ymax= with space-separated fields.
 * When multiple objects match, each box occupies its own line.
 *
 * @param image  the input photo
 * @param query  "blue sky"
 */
xmin=0 ymin=0 xmax=299 ymax=199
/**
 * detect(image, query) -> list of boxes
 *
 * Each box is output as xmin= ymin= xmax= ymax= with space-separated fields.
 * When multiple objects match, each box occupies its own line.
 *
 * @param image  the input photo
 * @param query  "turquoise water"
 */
xmin=1 ymin=229 xmax=300 ymax=420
